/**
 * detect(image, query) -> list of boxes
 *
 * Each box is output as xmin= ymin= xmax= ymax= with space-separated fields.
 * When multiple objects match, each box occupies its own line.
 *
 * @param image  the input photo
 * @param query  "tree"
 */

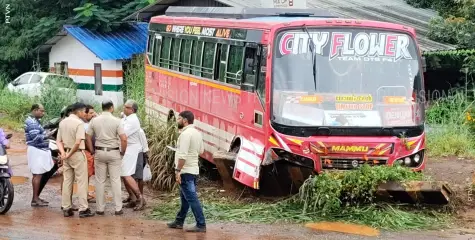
xmin=0 ymin=0 xmax=153 ymax=81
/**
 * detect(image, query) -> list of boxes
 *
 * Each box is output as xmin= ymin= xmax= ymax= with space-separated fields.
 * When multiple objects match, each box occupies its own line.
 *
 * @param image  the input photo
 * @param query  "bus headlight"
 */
xmin=395 ymin=151 xmax=424 ymax=168
xmin=413 ymin=154 xmax=421 ymax=163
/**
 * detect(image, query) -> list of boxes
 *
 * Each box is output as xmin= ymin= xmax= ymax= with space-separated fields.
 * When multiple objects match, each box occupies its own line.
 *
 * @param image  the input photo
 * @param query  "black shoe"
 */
xmin=185 ymin=226 xmax=206 ymax=233
xmin=167 ymin=221 xmax=183 ymax=229
xmin=96 ymin=211 xmax=105 ymax=216
xmin=115 ymin=210 xmax=123 ymax=216
xmin=79 ymin=208 xmax=95 ymax=218
xmin=63 ymin=209 xmax=74 ymax=217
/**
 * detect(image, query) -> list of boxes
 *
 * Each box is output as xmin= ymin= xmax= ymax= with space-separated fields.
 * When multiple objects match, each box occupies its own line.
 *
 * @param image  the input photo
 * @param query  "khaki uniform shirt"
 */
xmin=57 ymin=114 xmax=86 ymax=150
xmin=86 ymin=112 xmax=124 ymax=148
xmin=175 ymin=124 xmax=204 ymax=175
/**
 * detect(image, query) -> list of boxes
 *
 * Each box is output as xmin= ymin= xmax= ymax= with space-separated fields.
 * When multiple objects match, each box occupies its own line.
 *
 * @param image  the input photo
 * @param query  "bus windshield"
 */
xmin=271 ymin=28 xmax=424 ymax=128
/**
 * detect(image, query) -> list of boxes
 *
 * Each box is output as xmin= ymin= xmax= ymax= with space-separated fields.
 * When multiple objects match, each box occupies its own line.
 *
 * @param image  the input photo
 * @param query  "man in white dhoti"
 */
xmin=24 ymin=104 xmax=54 ymax=207
xmin=121 ymin=100 xmax=145 ymax=211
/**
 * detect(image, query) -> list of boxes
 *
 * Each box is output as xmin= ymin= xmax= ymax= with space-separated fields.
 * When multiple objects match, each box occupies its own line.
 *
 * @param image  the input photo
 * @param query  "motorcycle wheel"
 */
xmin=0 ymin=178 xmax=14 ymax=214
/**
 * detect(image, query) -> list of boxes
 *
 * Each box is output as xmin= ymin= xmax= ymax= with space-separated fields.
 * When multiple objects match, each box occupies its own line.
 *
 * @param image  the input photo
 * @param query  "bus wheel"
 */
xmin=199 ymin=157 xmax=221 ymax=181
xmin=213 ymin=151 xmax=238 ymax=191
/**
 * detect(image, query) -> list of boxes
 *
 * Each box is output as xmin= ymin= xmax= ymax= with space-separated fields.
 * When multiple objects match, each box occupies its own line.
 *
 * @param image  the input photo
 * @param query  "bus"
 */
xmin=144 ymin=6 xmax=427 ymax=195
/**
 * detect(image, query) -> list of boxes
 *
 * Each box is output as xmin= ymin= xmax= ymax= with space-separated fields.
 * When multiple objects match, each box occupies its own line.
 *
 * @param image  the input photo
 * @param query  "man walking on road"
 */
xmin=167 ymin=110 xmax=206 ymax=232
xmin=120 ymin=100 xmax=145 ymax=211
xmin=86 ymin=100 xmax=127 ymax=215
xmin=56 ymin=102 xmax=94 ymax=218
xmin=25 ymin=104 xmax=55 ymax=207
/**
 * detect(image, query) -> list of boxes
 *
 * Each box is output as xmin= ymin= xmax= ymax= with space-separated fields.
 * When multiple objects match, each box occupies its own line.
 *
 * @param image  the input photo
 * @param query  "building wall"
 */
xmin=49 ymin=35 xmax=124 ymax=106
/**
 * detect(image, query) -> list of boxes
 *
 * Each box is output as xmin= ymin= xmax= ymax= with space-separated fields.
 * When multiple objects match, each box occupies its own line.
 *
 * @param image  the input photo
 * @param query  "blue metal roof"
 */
xmin=63 ymin=23 xmax=148 ymax=60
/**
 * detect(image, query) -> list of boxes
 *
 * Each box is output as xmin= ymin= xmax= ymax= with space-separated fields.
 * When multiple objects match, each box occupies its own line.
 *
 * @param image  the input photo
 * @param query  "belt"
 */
xmin=95 ymin=146 xmax=119 ymax=152
xmin=65 ymin=148 xmax=82 ymax=153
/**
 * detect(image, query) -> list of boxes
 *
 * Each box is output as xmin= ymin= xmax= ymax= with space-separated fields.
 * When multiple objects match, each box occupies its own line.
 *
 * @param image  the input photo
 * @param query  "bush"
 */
xmin=295 ymin=165 xmax=425 ymax=214
xmin=0 ymin=88 xmax=34 ymax=125
xmin=38 ymin=81 xmax=78 ymax=122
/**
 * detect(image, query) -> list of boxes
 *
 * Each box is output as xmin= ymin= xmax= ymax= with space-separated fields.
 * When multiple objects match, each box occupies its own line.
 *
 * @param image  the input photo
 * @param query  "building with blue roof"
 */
xmin=38 ymin=22 xmax=148 ymax=107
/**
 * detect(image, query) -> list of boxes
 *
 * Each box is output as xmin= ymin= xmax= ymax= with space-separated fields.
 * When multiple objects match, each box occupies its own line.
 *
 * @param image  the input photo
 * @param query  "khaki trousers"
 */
xmin=94 ymin=149 xmax=122 ymax=212
xmin=62 ymin=151 xmax=88 ymax=212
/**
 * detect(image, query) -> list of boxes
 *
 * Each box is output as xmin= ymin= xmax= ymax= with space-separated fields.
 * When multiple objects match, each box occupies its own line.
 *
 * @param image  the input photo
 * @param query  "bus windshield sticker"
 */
xmin=278 ymin=31 xmax=413 ymax=61
xmin=335 ymin=103 xmax=374 ymax=111
xmin=383 ymin=96 xmax=408 ymax=104
xmin=335 ymin=94 xmax=373 ymax=102
xmin=383 ymin=106 xmax=414 ymax=126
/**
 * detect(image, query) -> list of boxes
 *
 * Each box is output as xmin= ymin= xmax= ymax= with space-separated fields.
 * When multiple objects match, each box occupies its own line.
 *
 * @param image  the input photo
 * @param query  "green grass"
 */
xmin=150 ymin=166 xmax=450 ymax=231
xmin=426 ymin=90 xmax=475 ymax=157
xmin=0 ymin=81 xmax=78 ymax=129
xmin=151 ymin=200 xmax=448 ymax=231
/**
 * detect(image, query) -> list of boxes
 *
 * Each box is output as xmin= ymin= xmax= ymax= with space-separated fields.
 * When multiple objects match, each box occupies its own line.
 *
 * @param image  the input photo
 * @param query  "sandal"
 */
xmin=122 ymin=197 xmax=132 ymax=203
xmin=133 ymin=198 xmax=146 ymax=211
xmin=39 ymin=198 xmax=49 ymax=204
xmin=125 ymin=201 xmax=136 ymax=208
xmin=31 ymin=201 xmax=48 ymax=207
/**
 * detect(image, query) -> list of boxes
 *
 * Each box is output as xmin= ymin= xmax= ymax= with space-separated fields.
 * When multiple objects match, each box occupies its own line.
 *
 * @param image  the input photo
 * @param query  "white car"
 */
xmin=6 ymin=72 xmax=76 ymax=97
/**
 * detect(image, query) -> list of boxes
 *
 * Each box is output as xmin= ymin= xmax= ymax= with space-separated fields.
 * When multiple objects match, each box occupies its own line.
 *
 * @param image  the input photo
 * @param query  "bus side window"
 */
xmin=226 ymin=45 xmax=244 ymax=85
xmin=160 ymin=37 xmax=172 ymax=69
xmin=242 ymin=46 xmax=258 ymax=89
xmin=152 ymin=34 xmax=162 ymax=66
xmin=257 ymin=46 xmax=267 ymax=103
xmin=146 ymin=34 xmax=154 ymax=64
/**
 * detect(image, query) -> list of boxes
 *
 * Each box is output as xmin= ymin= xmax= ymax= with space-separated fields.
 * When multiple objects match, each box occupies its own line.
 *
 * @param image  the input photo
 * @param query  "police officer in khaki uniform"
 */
xmin=56 ymin=102 xmax=94 ymax=218
xmin=86 ymin=100 xmax=127 ymax=215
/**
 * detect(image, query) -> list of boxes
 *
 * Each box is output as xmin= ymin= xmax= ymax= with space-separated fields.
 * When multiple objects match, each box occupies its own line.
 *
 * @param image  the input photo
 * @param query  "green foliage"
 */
xmin=0 ymin=89 xmax=34 ymax=124
xmin=405 ymin=0 xmax=464 ymax=18
xmin=425 ymin=89 xmax=475 ymax=157
xmin=0 ymin=79 xmax=77 ymax=129
xmin=151 ymin=166 xmax=448 ymax=230
xmin=0 ymin=0 xmax=154 ymax=81
xmin=295 ymin=165 xmax=426 ymax=214
xmin=72 ymin=0 xmax=153 ymax=32
xmin=144 ymin=119 xmax=179 ymax=191
xmin=38 ymin=82 xmax=78 ymax=122
xmin=123 ymin=55 xmax=146 ymax=123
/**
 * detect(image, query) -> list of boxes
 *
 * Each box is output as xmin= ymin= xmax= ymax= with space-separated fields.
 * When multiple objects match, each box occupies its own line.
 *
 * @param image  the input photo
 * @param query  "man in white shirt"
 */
xmin=167 ymin=110 xmax=206 ymax=232
xmin=121 ymin=100 xmax=145 ymax=211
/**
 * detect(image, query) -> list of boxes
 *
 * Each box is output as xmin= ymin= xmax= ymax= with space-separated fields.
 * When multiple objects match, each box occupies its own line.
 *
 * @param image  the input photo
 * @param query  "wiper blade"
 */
xmin=303 ymin=24 xmax=317 ymax=91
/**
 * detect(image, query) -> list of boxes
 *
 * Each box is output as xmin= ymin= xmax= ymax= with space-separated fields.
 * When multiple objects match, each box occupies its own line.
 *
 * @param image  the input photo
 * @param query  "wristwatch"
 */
xmin=175 ymin=168 xmax=181 ymax=173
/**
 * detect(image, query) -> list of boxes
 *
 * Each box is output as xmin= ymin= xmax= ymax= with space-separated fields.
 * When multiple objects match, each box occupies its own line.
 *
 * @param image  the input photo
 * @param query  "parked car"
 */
xmin=6 ymin=72 xmax=76 ymax=97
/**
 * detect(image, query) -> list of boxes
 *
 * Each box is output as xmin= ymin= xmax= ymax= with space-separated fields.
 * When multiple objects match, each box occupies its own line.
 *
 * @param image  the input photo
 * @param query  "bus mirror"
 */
xmin=422 ymin=56 xmax=427 ymax=73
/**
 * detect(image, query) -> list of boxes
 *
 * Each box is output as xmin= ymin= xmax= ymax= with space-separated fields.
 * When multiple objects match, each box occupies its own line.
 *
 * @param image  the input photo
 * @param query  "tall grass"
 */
xmin=425 ymin=90 xmax=475 ymax=157
xmin=123 ymin=55 xmax=146 ymax=123
xmin=0 ymin=77 xmax=78 ymax=129
xmin=144 ymin=119 xmax=178 ymax=191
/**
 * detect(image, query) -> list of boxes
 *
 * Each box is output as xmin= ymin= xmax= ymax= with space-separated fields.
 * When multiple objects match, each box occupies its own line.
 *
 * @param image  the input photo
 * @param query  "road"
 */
xmin=1 ymin=134 xmax=475 ymax=239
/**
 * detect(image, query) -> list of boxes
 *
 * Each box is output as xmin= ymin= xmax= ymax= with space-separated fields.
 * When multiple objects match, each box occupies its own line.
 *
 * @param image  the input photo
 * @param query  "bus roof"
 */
xmin=164 ymin=6 xmax=339 ymax=19
xmin=150 ymin=7 xmax=415 ymax=34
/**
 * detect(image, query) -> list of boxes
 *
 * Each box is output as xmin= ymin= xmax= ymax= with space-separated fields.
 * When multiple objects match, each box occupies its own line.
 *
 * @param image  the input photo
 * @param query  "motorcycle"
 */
xmin=42 ymin=106 xmax=69 ymax=176
xmin=0 ymin=133 xmax=14 ymax=214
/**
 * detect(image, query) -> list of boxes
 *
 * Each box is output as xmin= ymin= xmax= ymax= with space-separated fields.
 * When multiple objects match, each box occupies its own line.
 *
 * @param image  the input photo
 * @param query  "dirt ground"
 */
xmin=2 ymin=130 xmax=475 ymax=239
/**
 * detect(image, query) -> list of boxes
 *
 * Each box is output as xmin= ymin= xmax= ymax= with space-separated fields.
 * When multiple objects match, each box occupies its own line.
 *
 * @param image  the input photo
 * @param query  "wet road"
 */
xmin=2 ymin=148 xmax=475 ymax=239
